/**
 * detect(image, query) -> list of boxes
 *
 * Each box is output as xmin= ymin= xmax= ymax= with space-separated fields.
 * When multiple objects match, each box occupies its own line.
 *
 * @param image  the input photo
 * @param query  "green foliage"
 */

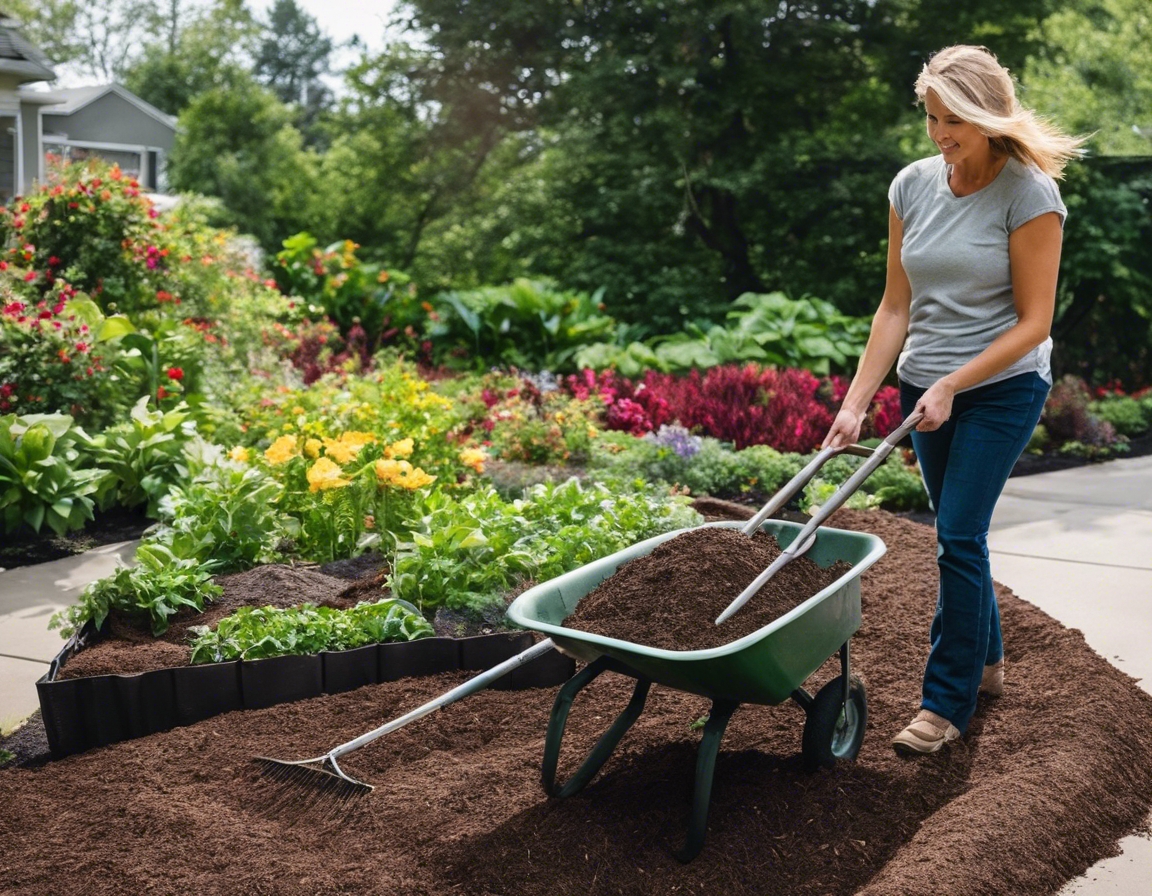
xmin=388 ymin=479 xmax=701 ymax=613
xmin=1054 ymin=161 xmax=1152 ymax=388
xmin=802 ymin=453 xmax=931 ymax=513
xmin=0 ymin=413 xmax=108 ymax=536
xmin=574 ymin=293 xmax=872 ymax=377
xmin=167 ymin=74 xmax=321 ymax=250
xmin=1091 ymin=394 xmax=1152 ymax=438
xmin=273 ymin=233 xmax=420 ymax=346
xmin=50 ymin=542 xmax=222 ymax=639
xmin=428 ymin=279 xmax=616 ymax=372
xmin=187 ymin=598 xmax=433 ymax=664
xmin=150 ymin=443 xmax=293 ymax=571
xmin=84 ymin=398 xmax=196 ymax=516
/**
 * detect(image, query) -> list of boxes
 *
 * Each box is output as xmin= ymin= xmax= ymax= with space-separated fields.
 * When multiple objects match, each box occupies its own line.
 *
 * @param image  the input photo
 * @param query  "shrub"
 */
xmin=1091 ymin=394 xmax=1151 ymax=438
xmin=1042 ymin=375 xmax=1125 ymax=453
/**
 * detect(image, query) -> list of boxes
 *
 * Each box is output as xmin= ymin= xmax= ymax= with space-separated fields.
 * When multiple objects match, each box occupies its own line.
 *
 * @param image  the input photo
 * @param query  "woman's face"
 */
xmin=924 ymin=89 xmax=990 ymax=165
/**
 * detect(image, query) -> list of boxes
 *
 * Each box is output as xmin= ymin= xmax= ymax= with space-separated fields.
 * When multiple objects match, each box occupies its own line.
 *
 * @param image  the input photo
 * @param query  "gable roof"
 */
xmin=37 ymin=84 xmax=177 ymax=130
xmin=0 ymin=12 xmax=57 ymax=82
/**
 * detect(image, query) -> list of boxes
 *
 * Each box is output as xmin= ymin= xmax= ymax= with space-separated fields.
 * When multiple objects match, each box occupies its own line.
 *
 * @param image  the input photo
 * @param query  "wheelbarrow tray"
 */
xmin=508 ymin=519 xmax=886 ymax=706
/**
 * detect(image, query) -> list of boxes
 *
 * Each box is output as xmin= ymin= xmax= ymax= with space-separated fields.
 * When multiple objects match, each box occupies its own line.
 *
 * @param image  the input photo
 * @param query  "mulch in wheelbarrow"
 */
xmin=4 ymin=508 xmax=1152 ymax=896
xmin=563 ymin=526 xmax=854 ymax=650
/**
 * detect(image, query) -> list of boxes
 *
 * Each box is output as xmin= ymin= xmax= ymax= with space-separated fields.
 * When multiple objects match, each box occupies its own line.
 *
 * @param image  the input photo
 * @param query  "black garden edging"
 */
xmin=36 ymin=625 xmax=575 ymax=760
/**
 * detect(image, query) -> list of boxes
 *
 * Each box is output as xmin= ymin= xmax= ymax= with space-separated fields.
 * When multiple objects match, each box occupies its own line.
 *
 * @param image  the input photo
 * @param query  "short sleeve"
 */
xmin=888 ymin=169 xmax=908 ymax=219
xmin=1007 ymin=168 xmax=1067 ymax=232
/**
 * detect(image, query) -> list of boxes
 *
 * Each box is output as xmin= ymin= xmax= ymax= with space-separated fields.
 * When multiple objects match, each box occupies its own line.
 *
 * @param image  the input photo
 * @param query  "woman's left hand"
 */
xmin=914 ymin=379 xmax=956 ymax=431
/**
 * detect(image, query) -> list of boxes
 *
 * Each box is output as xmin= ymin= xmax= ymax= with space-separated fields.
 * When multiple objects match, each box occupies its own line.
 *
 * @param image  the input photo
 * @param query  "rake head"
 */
xmin=253 ymin=755 xmax=373 ymax=823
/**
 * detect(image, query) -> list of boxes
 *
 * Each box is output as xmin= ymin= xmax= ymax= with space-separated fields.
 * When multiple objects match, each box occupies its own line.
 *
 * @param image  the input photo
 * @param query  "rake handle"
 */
xmin=329 ymin=637 xmax=556 ymax=760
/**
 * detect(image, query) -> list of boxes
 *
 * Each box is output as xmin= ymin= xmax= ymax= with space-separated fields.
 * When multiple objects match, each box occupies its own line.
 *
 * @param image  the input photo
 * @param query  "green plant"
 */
xmin=428 ymin=279 xmax=616 ymax=372
xmin=573 ymin=293 xmax=872 ymax=378
xmin=389 ymin=479 xmax=700 ymax=614
xmin=85 ymin=397 xmax=197 ymax=516
xmin=187 ymin=598 xmax=434 ymax=664
xmin=50 ymin=542 xmax=223 ymax=638
xmin=0 ymin=413 xmax=109 ymax=536
xmin=1091 ymin=395 xmax=1151 ymax=438
xmin=151 ymin=442 xmax=294 ymax=570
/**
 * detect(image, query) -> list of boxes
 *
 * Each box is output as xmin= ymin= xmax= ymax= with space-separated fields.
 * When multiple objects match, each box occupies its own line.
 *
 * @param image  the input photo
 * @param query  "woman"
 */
xmin=822 ymin=45 xmax=1084 ymax=754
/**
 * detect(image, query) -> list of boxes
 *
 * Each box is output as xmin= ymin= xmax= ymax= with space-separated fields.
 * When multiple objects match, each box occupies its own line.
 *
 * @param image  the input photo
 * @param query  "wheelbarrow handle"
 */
xmin=718 ymin=412 xmax=923 ymax=625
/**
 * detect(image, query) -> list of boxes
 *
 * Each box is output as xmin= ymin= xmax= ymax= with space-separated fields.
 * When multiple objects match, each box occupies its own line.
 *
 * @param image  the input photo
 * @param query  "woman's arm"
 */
xmin=911 ymin=210 xmax=1063 ymax=430
xmin=823 ymin=205 xmax=912 ymax=448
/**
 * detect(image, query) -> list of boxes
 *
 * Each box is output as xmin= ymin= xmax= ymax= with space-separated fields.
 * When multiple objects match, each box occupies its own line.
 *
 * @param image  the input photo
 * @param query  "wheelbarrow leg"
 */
xmin=676 ymin=698 xmax=739 ymax=863
xmin=541 ymin=655 xmax=652 ymax=798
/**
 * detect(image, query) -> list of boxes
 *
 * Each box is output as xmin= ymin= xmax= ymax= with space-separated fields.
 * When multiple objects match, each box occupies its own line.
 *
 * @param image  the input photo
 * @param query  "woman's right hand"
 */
xmin=822 ymin=408 xmax=864 ymax=449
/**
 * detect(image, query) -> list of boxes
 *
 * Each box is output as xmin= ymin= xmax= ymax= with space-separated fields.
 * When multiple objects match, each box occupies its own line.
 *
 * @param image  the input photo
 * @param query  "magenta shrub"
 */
xmin=565 ymin=364 xmax=901 ymax=453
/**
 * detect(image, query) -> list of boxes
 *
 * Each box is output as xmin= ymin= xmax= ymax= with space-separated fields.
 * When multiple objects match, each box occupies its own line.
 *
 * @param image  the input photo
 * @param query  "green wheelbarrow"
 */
xmin=507 ymin=516 xmax=886 ymax=862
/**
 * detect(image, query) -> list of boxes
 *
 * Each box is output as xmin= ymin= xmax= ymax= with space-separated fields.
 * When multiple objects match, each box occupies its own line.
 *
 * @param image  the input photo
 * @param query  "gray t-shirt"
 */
xmin=888 ymin=154 xmax=1066 ymax=389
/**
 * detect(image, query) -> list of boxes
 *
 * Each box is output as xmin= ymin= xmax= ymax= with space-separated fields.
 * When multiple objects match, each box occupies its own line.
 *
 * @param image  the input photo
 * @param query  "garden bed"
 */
xmin=35 ymin=560 xmax=574 ymax=759
xmin=4 ymin=508 xmax=1152 ymax=895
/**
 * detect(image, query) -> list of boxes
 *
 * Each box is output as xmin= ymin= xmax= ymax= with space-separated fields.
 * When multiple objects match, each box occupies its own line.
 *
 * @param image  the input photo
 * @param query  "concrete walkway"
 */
xmin=1 ymin=457 xmax=1150 ymax=890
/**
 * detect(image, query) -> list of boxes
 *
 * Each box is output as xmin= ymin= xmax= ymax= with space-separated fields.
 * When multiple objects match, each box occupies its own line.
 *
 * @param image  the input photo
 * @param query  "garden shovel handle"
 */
xmin=717 ymin=412 xmax=923 ymax=625
xmin=329 ymin=638 xmax=556 ymax=761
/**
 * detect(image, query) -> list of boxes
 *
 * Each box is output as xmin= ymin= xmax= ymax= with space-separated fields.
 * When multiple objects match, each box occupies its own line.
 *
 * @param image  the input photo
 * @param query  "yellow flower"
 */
xmin=340 ymin=431 xmax=377 ymax=449
xmin=264 ymin=434 xmax=298 ymax=465
xmin=228 ymin=446 xmax=250 ymax=463
xmin=292 ymin=406 xmax=306 ymax=415
xmin=304 ymin=438 xmax=322 ymax=459
xmin=384 ymin=437 xmax=414 ymax=459
xmin=322 ymin=438 xmax=359 ymax=465
xmin=459 ymin=447 xmax=487 ymax=474
xmin=375 ymin=458 xmax=436 ymax=490
xmin=307 ymin=457 xmax=352 ymax=492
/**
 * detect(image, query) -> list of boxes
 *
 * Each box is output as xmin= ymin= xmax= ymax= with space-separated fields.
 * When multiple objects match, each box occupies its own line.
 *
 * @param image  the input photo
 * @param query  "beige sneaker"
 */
xmin=892 ymin=710 xmax=961 ymax=755
xmin=980 ymin=660 xmax=1004 ymax=698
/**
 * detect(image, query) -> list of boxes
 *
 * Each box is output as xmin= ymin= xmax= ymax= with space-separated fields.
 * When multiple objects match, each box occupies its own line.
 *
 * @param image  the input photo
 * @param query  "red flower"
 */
xmin=156 ymin=386 xmax=168 ymax=400
xmin=166 ymin=367 xmax=184 ymax=381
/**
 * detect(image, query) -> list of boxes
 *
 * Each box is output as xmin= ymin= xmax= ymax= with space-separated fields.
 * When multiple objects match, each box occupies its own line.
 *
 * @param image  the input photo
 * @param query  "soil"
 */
xmin=0 ymin=504 xmax=151 ymax=572
xmin=4 ymin=507 xmax=1152 ymax=895
xmin=564 ymin=527 xmax=853 ymax=650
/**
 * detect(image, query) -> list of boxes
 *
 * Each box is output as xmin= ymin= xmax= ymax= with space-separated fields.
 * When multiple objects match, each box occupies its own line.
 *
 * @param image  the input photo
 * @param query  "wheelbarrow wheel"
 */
xmin=801 ymin=675 xmax=867 ymax=772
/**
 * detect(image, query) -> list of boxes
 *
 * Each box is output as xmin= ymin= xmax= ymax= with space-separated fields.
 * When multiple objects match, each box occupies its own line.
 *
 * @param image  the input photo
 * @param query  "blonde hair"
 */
xmin=914 ymin=45 xmax=1085 ymax=179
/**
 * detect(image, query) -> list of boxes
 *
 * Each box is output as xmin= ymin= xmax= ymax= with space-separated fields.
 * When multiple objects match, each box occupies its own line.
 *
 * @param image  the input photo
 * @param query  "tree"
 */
xmin=253 ymin=0 xmax=335 ymax=137
xmin=121 ymin=0 xmax=259 ymax=116
xmin=3 ymin=1 xmax=81 ymax=69
xmin=396 ymin=0 xmax=1055 ymax=330
xmin=167 ymin=73 xmax=322 ymax=249
xmin=1023 ymin=0 xmax=1152 ymax=155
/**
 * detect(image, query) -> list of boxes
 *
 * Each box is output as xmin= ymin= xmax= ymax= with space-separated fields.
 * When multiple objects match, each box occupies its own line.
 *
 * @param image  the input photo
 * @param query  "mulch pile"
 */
xmin=564 ymin=526 xmax=852 ymax=650
xmin=4 ymin=508 xmax=1152 ymax=895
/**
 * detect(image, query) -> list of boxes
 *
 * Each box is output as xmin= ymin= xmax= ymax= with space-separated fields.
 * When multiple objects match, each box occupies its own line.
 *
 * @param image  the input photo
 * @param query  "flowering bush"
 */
xmin=273 ymin=232 xmax=424 ymax=354
xmin=1042 ymin=375 xmax=1126 ymax=457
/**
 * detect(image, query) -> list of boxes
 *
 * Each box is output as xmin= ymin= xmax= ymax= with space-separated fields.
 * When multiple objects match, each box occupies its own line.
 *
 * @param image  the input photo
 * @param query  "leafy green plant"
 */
xmin=1091 ymin=394 xmax=1151 ymax=438
xmin=187 ymin=598 xmax=434 ymax=664
xmin=389 ymin=479 xmax=700 ymax=613
xmin=428 ymin=279 xmax=616 ymax=372
xmin=151 ymin=443 xmax=294 ymax=570
xmin=574 ymin=293 xmax=872 ymax=378
xmin=273 ymin=233 xmax=420 ymax=350
xmin=50 ymin=542 xmax=222 ymax=638
xmin=0 ymin=413 xmax=109 ymax=536
xmin=85 ymin=397 xmax=197 ymax=516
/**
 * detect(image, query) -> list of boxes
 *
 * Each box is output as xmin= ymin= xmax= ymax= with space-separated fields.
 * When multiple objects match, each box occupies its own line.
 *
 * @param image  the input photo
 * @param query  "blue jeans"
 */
xmin=899 ymin=371 xmax=1049 ymax=733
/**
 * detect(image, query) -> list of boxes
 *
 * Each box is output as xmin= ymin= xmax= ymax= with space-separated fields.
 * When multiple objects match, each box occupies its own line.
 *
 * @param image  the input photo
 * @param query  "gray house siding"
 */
xmin=42 ymin=93 xmax=175 ymax=152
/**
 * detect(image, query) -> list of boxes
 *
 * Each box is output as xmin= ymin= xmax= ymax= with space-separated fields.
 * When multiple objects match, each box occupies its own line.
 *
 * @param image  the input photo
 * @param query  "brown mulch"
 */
xmin=3 ymin=508 xmax=1152 ymax=895
xmin=564 ymin=526 xmax=852 ymax=650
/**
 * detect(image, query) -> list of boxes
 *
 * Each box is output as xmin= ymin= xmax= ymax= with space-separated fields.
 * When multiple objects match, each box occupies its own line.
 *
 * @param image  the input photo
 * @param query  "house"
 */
xmin=0 ymin=11 xmax=176 ymax=201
